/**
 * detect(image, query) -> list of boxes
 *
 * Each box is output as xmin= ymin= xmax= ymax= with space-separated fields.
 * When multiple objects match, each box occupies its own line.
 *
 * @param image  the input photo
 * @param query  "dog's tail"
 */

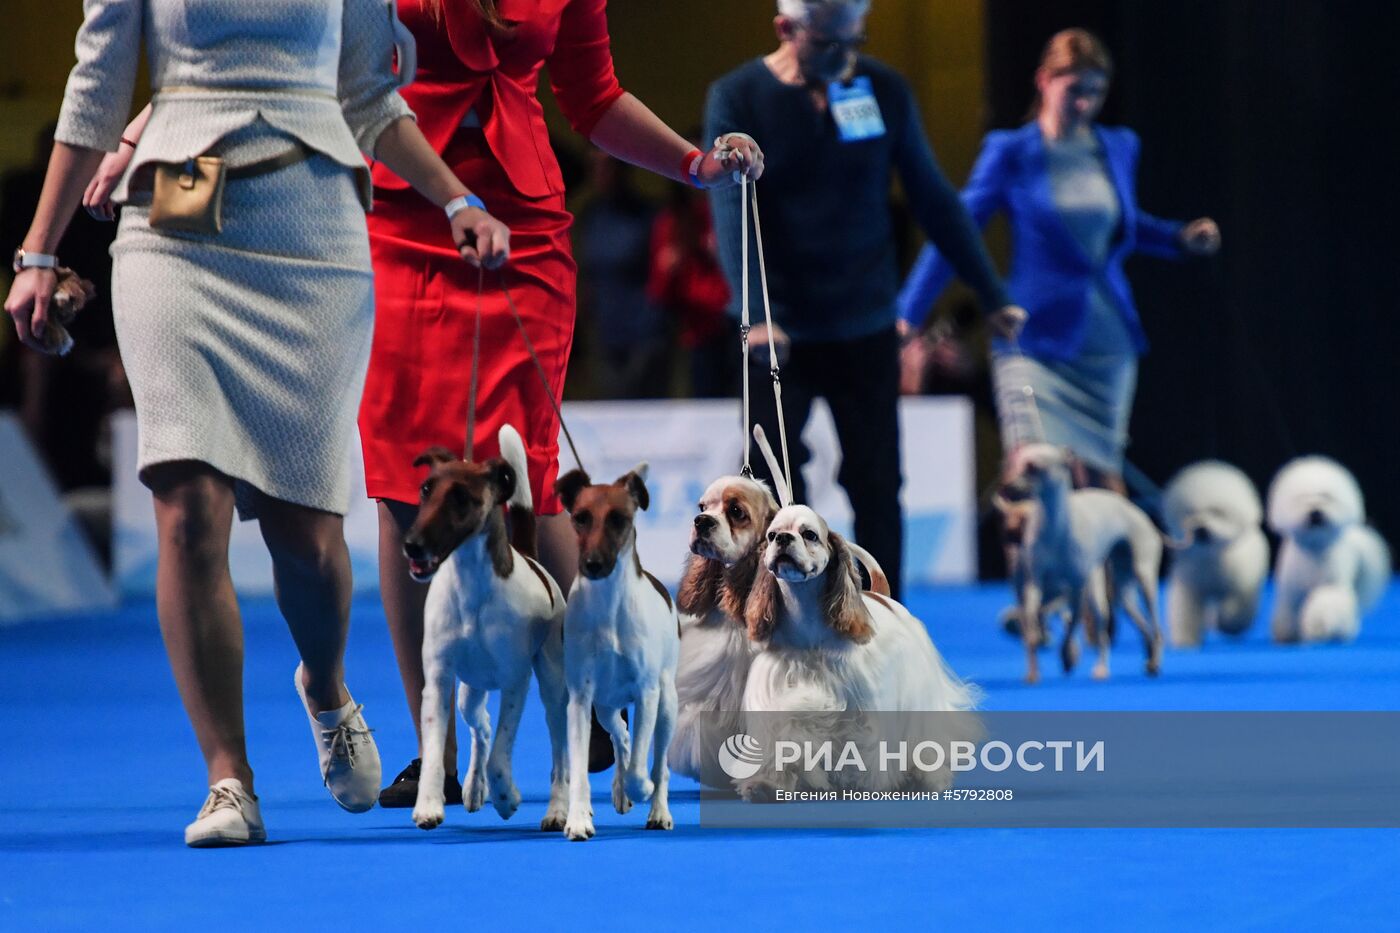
xmin=752 ymin=424 xmax=792 ymax=508
xmin=498 ymin=424 xmax=538 ymax=558
xmin=846 ymin=541 xmax=891 ymax=596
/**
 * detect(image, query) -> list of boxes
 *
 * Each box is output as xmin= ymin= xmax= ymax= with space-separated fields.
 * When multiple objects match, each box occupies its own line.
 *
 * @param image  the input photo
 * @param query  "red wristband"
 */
xmin=681 ymin=148 xmax=704 ymax=189
xmin=120 ymin=137 xmax=138 ymax=148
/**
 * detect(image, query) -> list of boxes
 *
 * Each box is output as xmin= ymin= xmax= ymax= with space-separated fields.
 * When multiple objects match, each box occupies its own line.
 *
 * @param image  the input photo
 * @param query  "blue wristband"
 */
xmin=445 ymin=193 xmax=487 ymax=219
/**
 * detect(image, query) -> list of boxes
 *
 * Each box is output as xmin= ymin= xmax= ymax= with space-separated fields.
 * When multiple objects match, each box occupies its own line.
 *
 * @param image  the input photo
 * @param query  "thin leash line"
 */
xmin=498 ymin=267 xmax=587 ymax=475
xmin=739 ymin=175 xmax=752 ymax=477
xmin=1004 ymin=335 xmax=1048 ymax=449
xmin=465 ymin=264 xmax=484 ymax=461
xmin=747 ymin=182 xmax=794 ymax=494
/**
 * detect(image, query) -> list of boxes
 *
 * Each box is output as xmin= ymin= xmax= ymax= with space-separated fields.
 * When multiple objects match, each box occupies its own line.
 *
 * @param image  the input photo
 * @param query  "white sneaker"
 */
xmin=185 ymin=778 xmax=266 ymax=848
xmin=294 ymin=664 xmax=381 ymax=813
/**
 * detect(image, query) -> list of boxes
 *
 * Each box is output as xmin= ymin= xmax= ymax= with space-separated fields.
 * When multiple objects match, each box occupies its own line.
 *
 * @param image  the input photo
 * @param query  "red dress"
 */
xmin=359 ymin=0 xmax=625 ymax=513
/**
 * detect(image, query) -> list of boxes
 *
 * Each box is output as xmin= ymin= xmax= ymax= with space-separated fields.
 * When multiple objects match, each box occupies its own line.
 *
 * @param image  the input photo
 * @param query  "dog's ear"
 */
xmin=744 ymin=563 xmax=782 ymax=642
xmin=618 ymin=464 xmax=650 ymax=511
xmin=720 ymin=546 xmax=763 ymax=620
xmin=413 ymin=446 xmax=458 ymax=470
xmin=823 ymin=532 xmax=873 ymax=644
xmin=554 ymin=469 xmax=591 ymax=513
xmin=486 ymin=457 xmax=516 ymax=504
xmin=677 ymin=553 xmax=723 ymax=616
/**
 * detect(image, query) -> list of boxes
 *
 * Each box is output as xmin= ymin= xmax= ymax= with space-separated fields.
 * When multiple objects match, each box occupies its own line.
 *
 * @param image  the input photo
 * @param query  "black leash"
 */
xmin=465 ymin=267 xmax=586 ymax=474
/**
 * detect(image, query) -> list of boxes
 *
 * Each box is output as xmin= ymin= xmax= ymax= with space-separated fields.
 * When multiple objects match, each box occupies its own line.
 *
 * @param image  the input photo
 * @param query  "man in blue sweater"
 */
xmin=705 ymin=0 xmax=1023 ymax=597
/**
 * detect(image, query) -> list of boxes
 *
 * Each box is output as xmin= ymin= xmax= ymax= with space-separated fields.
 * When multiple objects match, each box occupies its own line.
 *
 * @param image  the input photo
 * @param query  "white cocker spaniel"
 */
xmin=737 ymin=505 xmax=979 ymax=798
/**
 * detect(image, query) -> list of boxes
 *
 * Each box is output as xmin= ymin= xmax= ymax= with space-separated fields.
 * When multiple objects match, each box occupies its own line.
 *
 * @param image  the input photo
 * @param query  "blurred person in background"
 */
xmin=1 ymin=123 xmax=129 ymax=566
xmin=898 ymin=28 xmax=1221 ymax=495
xmin=648 ymin=139 xmax=737 ymax=399
xmin=706 ymin=0 xmax=1023 ymax=598
xmin=575 ymin=151 xmax=667 ymax=399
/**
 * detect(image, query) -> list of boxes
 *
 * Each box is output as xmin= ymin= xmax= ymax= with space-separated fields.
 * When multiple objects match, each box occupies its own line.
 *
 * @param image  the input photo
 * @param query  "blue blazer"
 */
xmin=897 ymin=122 xmax=1186 ymax=359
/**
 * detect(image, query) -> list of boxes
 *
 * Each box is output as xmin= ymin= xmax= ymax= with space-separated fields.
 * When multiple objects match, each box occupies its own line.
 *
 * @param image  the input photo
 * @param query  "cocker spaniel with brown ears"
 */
xmin=736 ymin=505 xmax=980 ymax=799
xmin=670 ymin=475 xmax=893 ymax=788
xmin=669 ymin=474 xmax=780 ymax=788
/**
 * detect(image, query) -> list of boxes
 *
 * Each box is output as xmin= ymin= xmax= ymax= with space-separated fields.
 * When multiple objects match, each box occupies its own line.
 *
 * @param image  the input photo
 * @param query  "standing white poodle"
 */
xmin=1267 ymin=456 xmax=1390 ymax=642
xmin=1162 ymin=461 xmax=1270 ymax=646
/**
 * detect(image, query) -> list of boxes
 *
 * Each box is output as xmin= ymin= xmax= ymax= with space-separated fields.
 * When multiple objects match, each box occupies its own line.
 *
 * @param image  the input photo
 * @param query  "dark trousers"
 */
xmin=747 ymin=326 xmax=904 ymax=598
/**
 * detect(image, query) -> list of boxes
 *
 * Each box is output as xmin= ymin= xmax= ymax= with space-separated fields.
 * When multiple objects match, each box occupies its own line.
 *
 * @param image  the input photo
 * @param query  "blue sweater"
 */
xmin=897 ymin=122 xmax=1187 ymax=359
xmin=704 ymin=57 xmax=1009 ymax=342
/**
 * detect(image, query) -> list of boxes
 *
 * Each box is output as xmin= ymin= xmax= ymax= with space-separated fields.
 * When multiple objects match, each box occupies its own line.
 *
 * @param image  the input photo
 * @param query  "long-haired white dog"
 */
xmin=1162 ymin=461 xmax=1270 ymax=646
xmin=669 ymin=473 xmax=780 ymax=789
xmin=1266 ymin=456 xmax=1390 ymax=642
xmin=737 ymin=504 xmax=979 ymax=798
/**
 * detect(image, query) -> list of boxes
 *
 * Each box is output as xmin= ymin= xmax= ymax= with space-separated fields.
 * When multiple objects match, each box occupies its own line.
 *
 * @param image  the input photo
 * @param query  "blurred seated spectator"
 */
xmin=574 ymin=151 xmax=668 ymax=399
xmin=648 ymin=177 xmax=737 ymax=399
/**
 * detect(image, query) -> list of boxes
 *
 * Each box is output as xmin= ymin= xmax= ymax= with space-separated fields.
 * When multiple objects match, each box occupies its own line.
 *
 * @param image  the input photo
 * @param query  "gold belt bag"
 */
xmin=149 ymin=156 xmax=228 ymax=235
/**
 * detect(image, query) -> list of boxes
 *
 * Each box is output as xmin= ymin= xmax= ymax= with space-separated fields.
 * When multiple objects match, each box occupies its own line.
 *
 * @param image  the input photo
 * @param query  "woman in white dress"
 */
xmin=4 ymin=0 xmax=510 ymax=846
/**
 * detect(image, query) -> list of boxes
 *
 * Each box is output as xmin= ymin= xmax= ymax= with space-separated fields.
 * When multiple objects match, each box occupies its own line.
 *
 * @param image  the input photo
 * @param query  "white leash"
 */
xmin=1003 ymin=335 xmax=1048 ymax=449
xmin=737 ymin=175 xmax=794 ymax=494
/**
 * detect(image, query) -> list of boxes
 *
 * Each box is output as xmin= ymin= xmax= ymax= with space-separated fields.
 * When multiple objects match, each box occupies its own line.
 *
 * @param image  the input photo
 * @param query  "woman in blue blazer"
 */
xmin=898 ymin=29 xmax=1220 ymax=491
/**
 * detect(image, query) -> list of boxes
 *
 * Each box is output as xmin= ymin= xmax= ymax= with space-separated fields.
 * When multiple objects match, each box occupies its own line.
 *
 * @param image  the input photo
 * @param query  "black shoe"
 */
xmin=377 ymin=758 xmax=463 ymax=808
xmin=588 ymin=708 xmax=628 ymax=773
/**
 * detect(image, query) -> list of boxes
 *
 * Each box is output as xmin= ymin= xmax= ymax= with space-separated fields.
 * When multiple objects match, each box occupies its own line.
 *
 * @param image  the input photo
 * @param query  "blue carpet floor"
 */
xmin=3 ymin=583 xmax=1398 ymax=931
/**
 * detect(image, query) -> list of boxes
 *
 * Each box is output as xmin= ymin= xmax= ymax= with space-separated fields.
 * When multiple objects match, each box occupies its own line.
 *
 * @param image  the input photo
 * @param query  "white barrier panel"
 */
xmin=555 ymin=398 xmax=976 ymax=587
xmin=112 ymin=397 xmax=975 ymax=598
xmin=111 ymin=410 xmax=381 ymax=599
xmin=0 ymin=413 xmax=116 ymax=621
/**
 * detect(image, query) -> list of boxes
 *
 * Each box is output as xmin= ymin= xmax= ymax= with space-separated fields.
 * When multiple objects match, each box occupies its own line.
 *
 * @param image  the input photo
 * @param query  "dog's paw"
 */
xmin=563 ymin=815 xmax=595 ymax=841
xmin=1091 ymin=662 xmax=1110 ymax=681
xmin=645 ymin=807 xmax=673 ymax=831
xmin=492 ymin=782 xmax=522 ymax=820
xmin=612 ymin=777 xmax=633 ymax=814
xmin=464 ymin=771 xmax=487 ymax=813
xmin=412 ymin=804 xmax=445 ymax=830
xmin=1023 ymin=668 xmax=1041 ymax=685
xmin=540 ymin=805 xmax=568 ymax=832
xmin=1060 ymin=636 xmax=1080 ymax=674
xmin=1145 ymin=637 xmax=1164 ymax=677
xmin=624 ymin=774 xmax=655 ymax=803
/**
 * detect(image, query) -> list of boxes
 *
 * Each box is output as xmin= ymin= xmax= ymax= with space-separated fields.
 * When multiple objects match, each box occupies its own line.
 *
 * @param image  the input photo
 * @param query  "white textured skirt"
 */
xmin=992 ymin=351 xmax=1138 ymax=473
xmin=112 ymin=149 xmax=373 ymax=519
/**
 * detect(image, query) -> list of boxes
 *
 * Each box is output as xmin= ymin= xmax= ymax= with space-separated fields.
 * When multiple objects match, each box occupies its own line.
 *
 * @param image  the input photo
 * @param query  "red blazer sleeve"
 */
xmin=547 ymin=0 xmax=625 ymax=137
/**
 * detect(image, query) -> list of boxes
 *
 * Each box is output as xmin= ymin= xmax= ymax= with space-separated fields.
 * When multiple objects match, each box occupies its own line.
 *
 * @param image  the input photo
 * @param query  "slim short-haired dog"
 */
xmin=1003 ymin=444 xmax=1163 ymax=683
xmin=556 ymin=465 xmax=679 ymax=841
xmin=1267 ymin=456 xmax=1390 ymax=642
xmin=739 ymin=504 xmax=979 ymax=799
xmin=1162 ymin=460 xmax=1270 ymax=646
xmin=403 ymin=425 xmax=569 ymax=832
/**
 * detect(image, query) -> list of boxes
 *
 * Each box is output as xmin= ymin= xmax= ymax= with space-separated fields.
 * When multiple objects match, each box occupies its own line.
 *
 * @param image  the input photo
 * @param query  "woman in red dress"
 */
xmin=360 ymin=0 xmax=763 ymax=804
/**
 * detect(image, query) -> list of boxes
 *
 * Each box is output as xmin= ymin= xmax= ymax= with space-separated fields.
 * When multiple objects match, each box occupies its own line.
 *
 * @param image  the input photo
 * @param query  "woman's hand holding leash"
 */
xmin=451 ymin=205 xmax=510 ymax=270
xmin=699 ymin=132 xmax=765 ymax=187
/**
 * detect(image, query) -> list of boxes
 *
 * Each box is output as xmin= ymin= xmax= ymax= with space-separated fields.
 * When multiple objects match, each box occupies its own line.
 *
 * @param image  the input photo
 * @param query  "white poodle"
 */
xmin=1162 ymin=461 xmax=1270 ymax=646
xmin=1266 ymin=456 xmax=1390 ymax=642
